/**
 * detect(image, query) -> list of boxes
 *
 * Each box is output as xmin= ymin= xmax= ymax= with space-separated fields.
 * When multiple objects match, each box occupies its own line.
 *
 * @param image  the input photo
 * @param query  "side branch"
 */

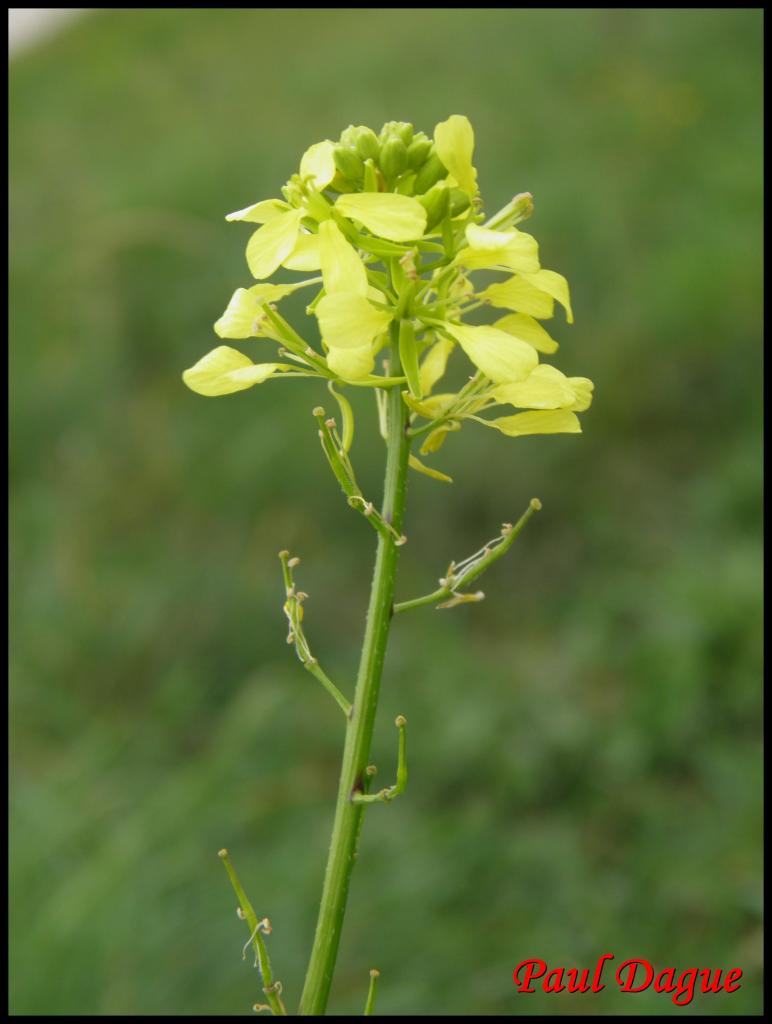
xmin=279 ymin=550 xmax=352 ymax=716
xmin=393 ymin=498 xmax=542 ymax=614
xmin=313 ymin=407 xmax=407 ymax=546
xmin=352 ymin=716 xmax=407 ymax=804
xmin=218 ymin=849 xmax=287 ymax=1016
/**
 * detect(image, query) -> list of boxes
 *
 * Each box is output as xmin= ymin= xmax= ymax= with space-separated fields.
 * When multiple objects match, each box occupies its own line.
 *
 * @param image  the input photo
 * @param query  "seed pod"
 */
xmin=398 ymin=319 xmax=422 ymax=399
xmin=352 ymin=126 xmax=380 ymax=163
xmin=414 ymin=151 xmax=447 ymax=194
xmin=419 ymin=185 xmax=450 ymax=231
xmin=379 ymin=135 xmax=408 ymax=179
xmin=406 ymin=136 xmax=433 ymax=170
xmin=449 ymin=187 xmax=471 ymax=216
xmin=333 ymin=144 xmax=364 ymax=182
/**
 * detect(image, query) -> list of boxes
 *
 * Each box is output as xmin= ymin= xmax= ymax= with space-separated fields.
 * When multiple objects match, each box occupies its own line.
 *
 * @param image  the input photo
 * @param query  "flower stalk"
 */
xmin=186 ymin=115 xmax=592 ymax=1014
xmin=299 ymin=329 xmax=411 ymax=1015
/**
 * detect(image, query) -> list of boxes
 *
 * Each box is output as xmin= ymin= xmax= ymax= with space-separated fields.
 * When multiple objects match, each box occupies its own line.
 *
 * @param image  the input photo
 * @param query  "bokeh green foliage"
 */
xmin=9 ymin=8 xmax=762 ymax=1015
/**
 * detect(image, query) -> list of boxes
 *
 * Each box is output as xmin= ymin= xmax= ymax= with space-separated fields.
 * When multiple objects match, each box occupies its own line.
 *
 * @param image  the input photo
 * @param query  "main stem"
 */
xmin=299 ymin=340 xmax=410 ymax=1015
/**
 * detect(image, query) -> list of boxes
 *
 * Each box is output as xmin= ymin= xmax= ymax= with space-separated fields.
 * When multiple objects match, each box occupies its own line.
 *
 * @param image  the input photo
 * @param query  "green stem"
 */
xmin=299 ymin=334 xmax=411 ymax=1015
xmin=363 ymin=969 xmax=380 ymax=1015
xmin=394 ymin=498 xmax=542 ymax=614
xmin=218 ymin=849 xmax=287 ymax=1016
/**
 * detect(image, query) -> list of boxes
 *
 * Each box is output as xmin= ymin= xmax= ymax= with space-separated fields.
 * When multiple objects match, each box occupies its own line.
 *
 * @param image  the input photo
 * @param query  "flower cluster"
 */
xmin=183 ymin=115 xmax=593 ymax=472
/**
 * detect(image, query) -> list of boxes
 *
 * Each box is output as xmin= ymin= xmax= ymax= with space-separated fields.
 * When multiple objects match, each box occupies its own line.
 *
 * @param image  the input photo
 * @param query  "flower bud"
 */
xmin=352 ymin=126 xmax=381 ymax=162
xmin=419 ymin=184 xmax=450 ymax=231
xmin=484 ymin=192 xmax=534 ymax=229
xmin=380 ymin=120 xmax=413 ymax=147
xmin=413 ymin=151 xmax=447 ymax=194
xmin=406 ymin=135 xmax=432 ymax=170
xmin=449 ymin=187 xmax=471 ymax=217
xmin=392 ymin=121 xmax=413 ymax=147
xmin=379 ymin=135 xmax=408 ymax=180
xmin=333 ymin=144 xmax=364 ymax=182
xmin=339 ymin=125 xmax=359 ymax=148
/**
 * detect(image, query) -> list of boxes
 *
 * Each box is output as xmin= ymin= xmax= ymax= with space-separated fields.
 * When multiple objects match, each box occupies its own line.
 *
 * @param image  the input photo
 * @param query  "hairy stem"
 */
xmin=299 ymin=337 xmax=410 ymax=1015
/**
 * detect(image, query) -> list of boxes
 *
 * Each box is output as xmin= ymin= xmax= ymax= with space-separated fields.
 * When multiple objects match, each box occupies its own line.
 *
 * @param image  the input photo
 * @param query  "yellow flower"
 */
xmin=484 ymin=409 xmax=582 ymax=437
xmin=455 ymin=223 xmax=540 ymax=274
xmin=335 ymin=193 xmax=427 ymax=242
xmin=482 ymin=269 xmax=573 ymax=323
xmin=314 ymin=219 xmax=391 ymax=381
xmin=492 ymin=314 xmax=559 ymax=354
xmin=433 ymin=114 xmax=478 ymax=197
xmin=491 ymin=365 xmax=594 ymax=411
xmin=184 ymin=114 xmax=592 ymax=459
xmin=182 ymin=346 xmax=294 ymax=397
xmin=214 ymin=282 xmax=314 ymax=340
xmin=440 ymin=322 xmax=538 ymax=384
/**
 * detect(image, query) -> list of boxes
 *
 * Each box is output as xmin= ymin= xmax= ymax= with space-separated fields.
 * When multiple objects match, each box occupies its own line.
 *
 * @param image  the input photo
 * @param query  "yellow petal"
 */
xmin=326 ymin=343 xmax=375 ymax=381
xmin=299 ymin=140 xmax=336 ymax=191
xmin=246 ymin=209 xmax=303 ymax=279
xmin=520 ymin=269 xmax=573 ymax=323
xmin=480 ymin=275 xmax=555 ymax=319
xmin=419 ymin=337 xmax=455 ymax=394
xmin=316 ymin=293 xmax=392 ymax=349
xmin=336 ymin=193 xmax=427 ymax=242
xmin=486 ymin=409 xmax=582 ymax=437
xmin=182 ymin=346 xmax=289 ymax=396
xmin=492 ymin=365 xmax=577 ymax=409
xmin=214 ymin=288 xmax=276 ymax=340
xmin=283 ymin=231 xmax=321 ymax=271
xmin=465 ymin=223 xmax=518 ymax=250
xmin=442 ymin=322 xmax=538 ymax=384
xmin=226 ymin=199 xmax=290 ymax=223
xmin=493 ymin=313 xmax=558 ymax=354
xmin=434 ymin=114 xmax=478 ymax=196
xmin=420 ymin=420 xmax=460 ymax=454
xmin=213 ymin=282 xmax=310 ymax=339
xmin=456 ymin=223 xmax=540 ymax=273
xmin=408 ymin=453 xmax=453 ymax=483
xmin=319 ymin=219 xmax=368 ymax=296
xmin=567 ymin=376 xmax=594 ymax=412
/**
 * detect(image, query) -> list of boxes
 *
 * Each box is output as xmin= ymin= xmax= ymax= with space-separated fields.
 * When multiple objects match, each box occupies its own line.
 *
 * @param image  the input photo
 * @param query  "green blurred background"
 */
xmin=9 ymin=8 xmax=763 ymax=1016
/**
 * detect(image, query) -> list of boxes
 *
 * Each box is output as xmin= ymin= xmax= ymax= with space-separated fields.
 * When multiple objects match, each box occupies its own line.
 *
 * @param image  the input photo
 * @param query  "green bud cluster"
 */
xmin=330 ymin=122 xmax=447 ymax=196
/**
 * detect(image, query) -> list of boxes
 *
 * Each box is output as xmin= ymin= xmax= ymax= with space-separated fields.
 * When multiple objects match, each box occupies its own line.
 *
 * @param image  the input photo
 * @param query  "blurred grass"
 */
xmin=9 ymin=8 xmax=762 ymax=1016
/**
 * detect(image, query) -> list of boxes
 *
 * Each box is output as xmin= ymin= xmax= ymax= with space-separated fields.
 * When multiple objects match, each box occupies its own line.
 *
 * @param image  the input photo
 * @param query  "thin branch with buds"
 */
xmin=394 ymin=498 xmax=542 ymax=614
